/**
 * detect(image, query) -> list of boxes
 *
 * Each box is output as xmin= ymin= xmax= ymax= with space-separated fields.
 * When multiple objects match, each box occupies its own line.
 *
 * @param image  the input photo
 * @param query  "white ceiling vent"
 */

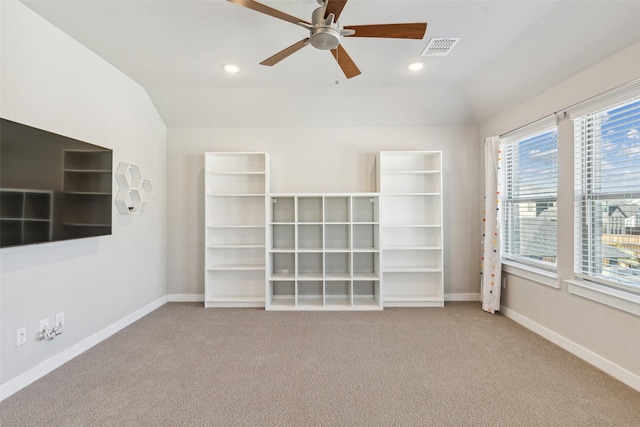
xmin=421 ymin=38 xmax=460 ymax=57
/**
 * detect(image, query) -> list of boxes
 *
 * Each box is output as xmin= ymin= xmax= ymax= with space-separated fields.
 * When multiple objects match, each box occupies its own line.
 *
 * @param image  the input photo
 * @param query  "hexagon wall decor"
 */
xmin=115 ymin=162 xmax=153 ymax=214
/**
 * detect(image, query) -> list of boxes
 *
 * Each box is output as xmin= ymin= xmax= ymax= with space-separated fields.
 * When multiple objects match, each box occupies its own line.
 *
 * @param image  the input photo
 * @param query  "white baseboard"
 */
xmin=167 ymin=294 xmax=204 ymax=302
xmin=501 ymin=306 xmax=640 ymax=392
xmin=170 ymin=294 xmax=478 ymax=304
xmin=0 ymin=295 xmax=167 ymax=401
xmin=445 ymin=293 xmax=481 ymax=302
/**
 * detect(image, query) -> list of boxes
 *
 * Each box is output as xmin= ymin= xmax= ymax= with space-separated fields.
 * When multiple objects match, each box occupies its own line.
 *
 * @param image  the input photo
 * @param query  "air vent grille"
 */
xmin=421 ymin=38 xmax=460 ymax=57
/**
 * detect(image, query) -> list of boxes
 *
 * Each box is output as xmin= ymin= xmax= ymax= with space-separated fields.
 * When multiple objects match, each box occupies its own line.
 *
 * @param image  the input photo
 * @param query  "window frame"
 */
xmin=573 ymin=95 xmax=640 ymax=297
xmin=500 ymin=119 xmax=559 ymax=276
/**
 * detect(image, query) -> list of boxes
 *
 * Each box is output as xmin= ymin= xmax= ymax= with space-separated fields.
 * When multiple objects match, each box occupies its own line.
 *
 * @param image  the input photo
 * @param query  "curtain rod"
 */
xmin=499 ymin=77 xmax=640 ymax=139
xmin=499 ymin=113 xmax=559 ymax=139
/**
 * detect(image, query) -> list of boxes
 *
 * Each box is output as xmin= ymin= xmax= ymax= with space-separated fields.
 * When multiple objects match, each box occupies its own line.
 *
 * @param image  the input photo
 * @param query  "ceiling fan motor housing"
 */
xmin=309 ymin=6 xmax=340 ymax=50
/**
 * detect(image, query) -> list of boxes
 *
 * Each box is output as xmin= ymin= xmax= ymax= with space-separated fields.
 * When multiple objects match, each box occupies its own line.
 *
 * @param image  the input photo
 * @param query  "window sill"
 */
xmin=566 ymin=279 xmax=640 ymax=318
xmin=502 ymin=260 xmax=560 ymax=289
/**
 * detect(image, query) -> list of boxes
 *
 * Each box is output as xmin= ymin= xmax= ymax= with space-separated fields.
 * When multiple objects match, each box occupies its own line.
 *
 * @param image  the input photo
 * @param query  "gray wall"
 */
xmin=480 ymin=41 xmax=640 ymax=382
xmin=166 ymin=126 xmax=482 ymax=300
xmin=0 ymin=1 xmax=168 ymax=391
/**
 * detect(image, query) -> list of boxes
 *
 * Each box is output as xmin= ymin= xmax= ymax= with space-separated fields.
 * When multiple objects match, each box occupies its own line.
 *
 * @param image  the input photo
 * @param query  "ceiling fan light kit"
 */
xmin=227 ymin=0 xmax=427 ymax=79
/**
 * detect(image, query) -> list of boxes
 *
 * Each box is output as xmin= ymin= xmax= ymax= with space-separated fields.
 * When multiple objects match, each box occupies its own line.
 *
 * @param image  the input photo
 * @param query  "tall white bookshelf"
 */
xmin=204 ymin=152 xmax=270 ymax=307
xmin=377 ymin=151 xmax=444 ymax=307
xmin=267 ymin=194 xmax=381 ymax=310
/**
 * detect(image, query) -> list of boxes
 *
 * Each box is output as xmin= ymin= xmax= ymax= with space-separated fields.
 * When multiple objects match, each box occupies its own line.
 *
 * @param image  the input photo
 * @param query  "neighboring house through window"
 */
xmin=501 ymin=121 xmax=559 ymax=272
xmin=574 ymin=96 xmax=640 ymax=294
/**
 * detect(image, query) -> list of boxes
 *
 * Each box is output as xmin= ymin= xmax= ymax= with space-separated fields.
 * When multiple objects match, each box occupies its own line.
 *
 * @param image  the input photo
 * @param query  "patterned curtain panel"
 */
xmin=481 ymin=136 xmax=502 ymax=313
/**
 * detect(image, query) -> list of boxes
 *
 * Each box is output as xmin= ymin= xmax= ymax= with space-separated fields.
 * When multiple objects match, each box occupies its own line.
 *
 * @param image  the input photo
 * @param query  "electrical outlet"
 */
xmin=56 ymin=312 xmax=65 ymax=327
xmin=17 ymin=327 xmax=27 ymax=346
xmin=40 ymin=318 xmax=50 ymax=333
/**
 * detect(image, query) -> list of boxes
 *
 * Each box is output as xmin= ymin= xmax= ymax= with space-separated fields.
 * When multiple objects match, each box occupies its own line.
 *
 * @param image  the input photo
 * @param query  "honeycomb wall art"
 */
xmin=115 ymin=162 xmax=153 ymax=214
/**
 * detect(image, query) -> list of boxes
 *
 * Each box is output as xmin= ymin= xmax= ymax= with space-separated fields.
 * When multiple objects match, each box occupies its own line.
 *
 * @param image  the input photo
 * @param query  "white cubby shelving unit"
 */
xmin=377 ymin=151 xmax=444 ymax=307
xmin=204 ymin=152 xmax=270 ymax=307
xmin=267 ymin=194 xmax=382 ymax=310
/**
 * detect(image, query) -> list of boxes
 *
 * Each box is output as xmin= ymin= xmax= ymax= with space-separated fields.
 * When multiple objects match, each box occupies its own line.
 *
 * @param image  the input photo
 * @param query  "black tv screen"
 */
xmin=1 ymin=118 xmax=113 ymax=248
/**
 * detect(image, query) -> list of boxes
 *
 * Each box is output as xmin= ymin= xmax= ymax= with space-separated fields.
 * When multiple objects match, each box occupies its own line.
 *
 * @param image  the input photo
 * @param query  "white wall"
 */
xmin=0 ymin=1 xmax=167 ymax=394
xmin=167 ymin=126 xmax=481 ymax=300
xmin=480 ymin=41 xmax=640 ymax=383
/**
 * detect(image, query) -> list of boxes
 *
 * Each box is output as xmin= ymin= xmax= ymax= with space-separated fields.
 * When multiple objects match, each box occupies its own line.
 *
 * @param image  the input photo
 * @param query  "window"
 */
xmin=574 ymin=96 xmax=640 ymax=294
xmin=501 ymin=125 xmax=559 ymax=271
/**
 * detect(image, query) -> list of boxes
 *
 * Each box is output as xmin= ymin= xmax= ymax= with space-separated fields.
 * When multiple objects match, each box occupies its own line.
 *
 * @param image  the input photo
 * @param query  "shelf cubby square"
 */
xmin=353 ymin=252 xmax=380 ymax=279
xmin=325 ymin=252 xmax=351 ymax=279
xmin=298 ymin=224 xmax=323 ymax=250
xmin=1 ymin=220 xmax=22 ymax=247
xmin=23 ymin=221 xmax=52 ymax=244
xmin=272 ymin=224 xmax=295 ymax=250
xmin=1 ymin=191 xmax=24 ymax=218
xmin=298 ymin=197 xmax=323 ymax=223
xmin=324 ymin=196 xmax=349 ymax=222
xmin=23 ymin=192 xmax=52 ymax=220
xmin=298 ymin=252 xmax=323 ymax=279
xmin=325 ymin=224 xmax=350 ymax=250
xmin=271 ymin=253 xmax=295 ymax=278
xmin=269 ymin=281 xmax=295 ymax=308
xmin=353 ymin=224 xmax=378 ymax=250
xmin=353 ymin=280 xmax=381 ymax=307
xmin=325 ymin=280 xmax=351 ymax=307
xmin=271 ymin=197 xmax=295 ymax=223
xmin=297 ymin=280 xmax=323 ymax=307
xmin=352 ymin=196 xmax=378 ymax=222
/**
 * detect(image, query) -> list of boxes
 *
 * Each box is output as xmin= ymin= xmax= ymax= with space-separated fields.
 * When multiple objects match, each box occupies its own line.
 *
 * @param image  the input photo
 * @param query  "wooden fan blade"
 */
xmin=227 ymin=0 xmax=311 ymax=27
xmin=324 ymin=0 xmax=348 ymax=21
xmin=260 ymin=39 xmax=310 ymax=66
xmin=330 ymin=44 xmax=361 ymax=79
xmin=343 ymin=23 xmax=427 ymax=39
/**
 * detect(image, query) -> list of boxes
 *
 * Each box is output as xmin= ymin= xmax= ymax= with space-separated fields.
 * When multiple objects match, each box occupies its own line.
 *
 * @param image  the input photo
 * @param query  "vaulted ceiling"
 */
xmin=21 ymin=0 xmax=640 ymax=127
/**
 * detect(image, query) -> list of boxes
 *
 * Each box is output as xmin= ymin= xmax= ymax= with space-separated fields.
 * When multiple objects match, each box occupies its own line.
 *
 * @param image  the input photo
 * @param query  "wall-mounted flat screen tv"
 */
xmin=1 ymin=118 xmax=113 ymax=248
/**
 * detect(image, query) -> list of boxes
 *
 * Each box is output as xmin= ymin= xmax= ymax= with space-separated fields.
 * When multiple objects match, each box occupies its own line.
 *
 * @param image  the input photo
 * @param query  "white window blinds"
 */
xmin=501 ymin=120 xmax=558 ymax=270
xmin=574 ymin=95 xmax=640 ymax=293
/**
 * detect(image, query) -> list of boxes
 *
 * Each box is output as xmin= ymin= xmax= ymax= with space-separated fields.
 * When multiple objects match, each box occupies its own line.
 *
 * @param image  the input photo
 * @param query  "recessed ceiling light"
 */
xmin=222 ymin=64 xmax=240 ymax=74
xmin=407 ymin=62 xmax=425 ymax=72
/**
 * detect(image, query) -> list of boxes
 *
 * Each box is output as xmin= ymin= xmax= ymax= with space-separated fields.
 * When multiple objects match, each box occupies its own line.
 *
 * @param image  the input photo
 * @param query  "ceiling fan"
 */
xmin=227 ymin=0 xmax=427 ymax=79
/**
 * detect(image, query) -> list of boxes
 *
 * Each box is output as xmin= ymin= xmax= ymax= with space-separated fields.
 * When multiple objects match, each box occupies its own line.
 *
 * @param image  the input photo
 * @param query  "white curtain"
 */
xmin=481 ymin=136 xmax=502 ymax=313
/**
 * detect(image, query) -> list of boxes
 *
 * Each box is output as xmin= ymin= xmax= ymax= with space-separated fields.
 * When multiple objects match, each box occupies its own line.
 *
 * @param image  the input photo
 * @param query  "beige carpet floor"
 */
xmin=1 ymin=302 xmax=639 ymax=426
